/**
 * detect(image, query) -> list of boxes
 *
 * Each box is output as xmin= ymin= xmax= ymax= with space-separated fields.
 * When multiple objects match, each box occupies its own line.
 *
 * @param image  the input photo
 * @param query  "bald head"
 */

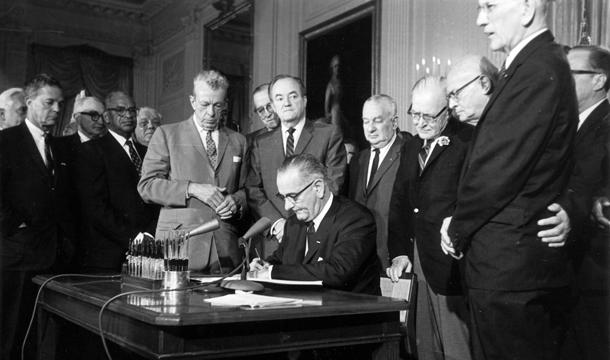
xmin=446 ymin=55 xmax=498 ymax=125
xmin=411 ymin=76 xmax=450 ymax=140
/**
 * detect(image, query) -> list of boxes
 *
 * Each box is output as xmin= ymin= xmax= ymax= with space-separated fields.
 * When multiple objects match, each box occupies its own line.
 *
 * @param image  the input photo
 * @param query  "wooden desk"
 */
xmin=34 ymin=275 xmax=409 ymax=359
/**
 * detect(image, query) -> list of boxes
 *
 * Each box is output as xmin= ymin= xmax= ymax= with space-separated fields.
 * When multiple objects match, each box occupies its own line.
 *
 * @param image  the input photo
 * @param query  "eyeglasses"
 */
xmin=446 ymin=75 xmax=482 ymax=103
xmin=571 ymin=70 xmax=602 ymax=75
xmin=407 ymin=105 xmax=447 ymax=124
xmin=255 ymin=103 xmax=274 ymax=116
xmin=106 ymin=107 xmax=139 ymax=117
xmin=138 ymin=119 xmax=161 ymax=129
xmin=76 ymin=111 xmax=103 ymax=122
xmin=276 ymin=179 xmax=317 ymax=204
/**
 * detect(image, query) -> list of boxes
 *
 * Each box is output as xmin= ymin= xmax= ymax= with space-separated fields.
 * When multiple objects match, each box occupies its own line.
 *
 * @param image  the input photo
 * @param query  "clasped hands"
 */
xmin=187 ymin=183 xmax=239 ymax=219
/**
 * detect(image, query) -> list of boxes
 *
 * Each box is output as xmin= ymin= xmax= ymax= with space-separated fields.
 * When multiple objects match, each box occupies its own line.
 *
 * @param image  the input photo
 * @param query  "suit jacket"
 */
xmin=448 ymin=31 xmax=578 ymax=291
xmin=388 ymin=118 xmax=474 ymax=295
xmin=266 ymin=195 xmax=381 ymax=295
xmin=138 ymin=117 xmax=248 ymax=272
xmin=246 ymin=120 xmax=346 ymax=225
xmin=0 ymin=122 xmax=77 ymax=270
xmin=76 ymin=132 xmax=159 ymax=271
xmin=570 ymin=100 xmax=610 ymax=292
xmin=349 ymin=135 xmax=406 ymax=270
xmin=246 ymin=127 xmax=267 ymax=149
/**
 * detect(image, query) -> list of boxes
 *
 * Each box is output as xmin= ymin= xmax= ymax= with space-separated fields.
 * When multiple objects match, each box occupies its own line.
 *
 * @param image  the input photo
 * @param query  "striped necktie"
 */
xmin=285 ymin=128 xmax=296 ymax=158
xmin=206 ymin=131 xmax=217 ymax=168
xmin=418 ymin=141 xmax=430 ymax=171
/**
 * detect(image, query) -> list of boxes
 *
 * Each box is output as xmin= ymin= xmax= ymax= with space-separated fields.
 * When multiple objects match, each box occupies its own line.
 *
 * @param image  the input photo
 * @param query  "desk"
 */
xmin=34 ymin=275 xmax=410 ymax=359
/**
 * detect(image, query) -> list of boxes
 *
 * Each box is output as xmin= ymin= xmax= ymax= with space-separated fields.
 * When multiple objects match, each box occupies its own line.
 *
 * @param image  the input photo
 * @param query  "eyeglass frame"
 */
xmin=570 ymin=69 xmax=602 ymax=75
xmin=276 ymin=179 xmax=319 ymax=204
xmin=105 ymin=107 xmax=139 ymax=118
xmin=75 ymin=111 xmax=104 ymax=122
xmin=446 ymin=75 xmax=483 ymax=103
xmin=407 ymin=105 xmax=448 ymax=124
xmin=254 ymin=103 xmax=274 ymax=116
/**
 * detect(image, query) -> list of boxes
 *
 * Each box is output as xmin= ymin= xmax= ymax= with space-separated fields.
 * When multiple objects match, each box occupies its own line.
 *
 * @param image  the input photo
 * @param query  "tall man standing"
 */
xmin=388 ymin=77 xmax=474 ymax=360
xmin=76 ymin=91 xmax=159 ymax=273
xmin=246 ymin=75 xmax=346 ymax=255
xmin=139 ymin=70 xmax=248 ymax=274
xmin=0 ymin=74 xmax=77 ymax=360
xmin=441 ymin=1 xmax=578 ymax=359
xmin=246 ymin=83 xmax=280 ymax=147
xmin=349 ymin=94 xmax=405 ymax=269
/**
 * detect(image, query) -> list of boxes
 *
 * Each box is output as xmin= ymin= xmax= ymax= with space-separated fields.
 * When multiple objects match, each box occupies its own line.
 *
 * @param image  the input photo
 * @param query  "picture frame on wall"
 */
xmin=300 ymin=1 xmax=380 ymax=149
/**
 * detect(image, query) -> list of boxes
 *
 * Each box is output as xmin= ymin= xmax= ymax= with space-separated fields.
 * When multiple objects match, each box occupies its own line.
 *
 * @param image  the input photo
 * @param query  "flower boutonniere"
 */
xmin=437 ymin=136 xmax=450 ymax=147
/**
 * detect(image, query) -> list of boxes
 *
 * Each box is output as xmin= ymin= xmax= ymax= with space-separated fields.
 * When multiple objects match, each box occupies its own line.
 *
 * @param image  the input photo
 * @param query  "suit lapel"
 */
xmin=422 ymin=118 xmax=458 ymax=174
xmin=106 ymin=134 xmax=139 ymax=178
xmin=294 ymin=120 xmax=313 ymax=155
xmin=19 ymin=123 xmax=51 ymax=178
xmin=216 ymin=127 xmax=230 ymax=170
xmin=269 ymin=127 xmax=286 ymax=165
xmin=185 ymin=117 xmax=214 ymax=169
xmin=368 ymin=138 xmax=402 ymax=193
xmin=359 ymin=149 xmax=371 ymax=198
xmin=303 ymin=197 xmax=339 ymax=264
xmin=576 ymin=100 xmax=609 ymax=144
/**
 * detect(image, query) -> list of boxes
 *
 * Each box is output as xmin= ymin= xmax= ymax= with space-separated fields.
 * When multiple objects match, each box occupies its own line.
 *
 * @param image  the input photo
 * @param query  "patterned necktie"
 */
xmin=418 ymin=140 xmax=431 ymax=171
xmin=126 ymin=139 xmax=142 ymax=176
xmin=285 ymin=128 xmax=296 ymax=158
xmin=367 ymin=148 xmax=380 ymax=193
xmin=499 ymin=61 xmax=508 ymax=81
xmin=306 ymin=221 xmax=316 ymax=257
xmin=206 ymin=131 xmax=217 ymax=168
xmin=44 ymin=133 xmax=54 ymax=175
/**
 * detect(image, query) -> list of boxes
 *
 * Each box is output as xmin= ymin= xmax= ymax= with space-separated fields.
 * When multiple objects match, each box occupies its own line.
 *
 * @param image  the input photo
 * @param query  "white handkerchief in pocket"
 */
xmin=317 ymin=257 xmax=323 ymax=262
xmin=233 ymin=156 xmax=242 ymax=163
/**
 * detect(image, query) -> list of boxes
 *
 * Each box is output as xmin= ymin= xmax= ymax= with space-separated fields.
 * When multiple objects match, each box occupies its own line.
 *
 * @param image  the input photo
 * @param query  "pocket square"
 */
xmin=317 ymin=257 xmax=323 ymax=262
xmin=233 ymin=156 xmax=242 ymax=163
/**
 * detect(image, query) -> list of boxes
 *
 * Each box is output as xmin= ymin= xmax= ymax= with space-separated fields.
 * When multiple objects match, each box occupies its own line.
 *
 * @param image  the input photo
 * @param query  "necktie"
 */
xmin=44 ymin=133 xmax=54 ymax=175
xmin=126 ymin=139 xmax=142 ymax=176
xmin=306 ymin=221 xmax=316 ymax=257
xmin=285 ymin=128 xmax=296 ymax=158
xmin=367 ymin=148 xmax=380 ymax=193
xmin=499 ymin=61 xmax=508 ymax=81
xmin=205 ymin=131 xmax=217 ymax=168
xmin=418 ymin=141 xmax=431 ymax=171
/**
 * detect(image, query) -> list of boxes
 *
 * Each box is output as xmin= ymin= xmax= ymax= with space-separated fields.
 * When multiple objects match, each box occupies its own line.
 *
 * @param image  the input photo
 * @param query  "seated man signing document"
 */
xmin=249 ymin=154 xmax=381 ymax=295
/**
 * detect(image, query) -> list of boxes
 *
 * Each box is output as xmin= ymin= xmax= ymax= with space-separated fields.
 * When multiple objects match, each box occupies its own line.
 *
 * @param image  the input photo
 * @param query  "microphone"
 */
xmin=188 ymin=219 xmax=221 ymax=237
xmin=222 ymin=217 xmax=271 ymax=292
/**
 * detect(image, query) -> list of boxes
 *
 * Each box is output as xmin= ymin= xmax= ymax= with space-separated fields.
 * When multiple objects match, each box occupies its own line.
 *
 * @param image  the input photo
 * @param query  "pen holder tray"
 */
xmin=163 ymin=270 xmax=191 ymax=289
xmin=122 ymin=273 xmax=165 ymax=290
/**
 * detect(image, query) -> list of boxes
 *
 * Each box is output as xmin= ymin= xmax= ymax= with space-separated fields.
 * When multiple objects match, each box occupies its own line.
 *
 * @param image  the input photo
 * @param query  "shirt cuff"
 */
xmin=268 ymin=265 xmax=273 ymax=279
xmin=271 ymin=219 xmax=283 ymax=235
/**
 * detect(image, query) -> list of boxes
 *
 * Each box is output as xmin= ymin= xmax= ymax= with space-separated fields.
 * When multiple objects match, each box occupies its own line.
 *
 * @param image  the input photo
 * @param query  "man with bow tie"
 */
xmin=249 ymin=154 xmax=380 ymax=295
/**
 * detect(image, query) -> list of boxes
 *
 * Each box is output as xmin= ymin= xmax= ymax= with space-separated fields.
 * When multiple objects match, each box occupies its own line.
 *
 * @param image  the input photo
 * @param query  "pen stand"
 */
xmin=163 ymin=270 xmax=190 ymax=289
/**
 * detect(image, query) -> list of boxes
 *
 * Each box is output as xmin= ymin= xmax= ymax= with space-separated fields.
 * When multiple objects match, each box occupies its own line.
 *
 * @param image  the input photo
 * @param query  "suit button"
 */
xmin=414 ymin=208 xmax=419 ymax=213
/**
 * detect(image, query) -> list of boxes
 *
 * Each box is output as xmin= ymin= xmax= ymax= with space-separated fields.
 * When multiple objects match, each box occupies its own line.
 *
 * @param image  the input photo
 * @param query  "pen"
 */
xmin=255 ymin=248 xmax=261 ymax=261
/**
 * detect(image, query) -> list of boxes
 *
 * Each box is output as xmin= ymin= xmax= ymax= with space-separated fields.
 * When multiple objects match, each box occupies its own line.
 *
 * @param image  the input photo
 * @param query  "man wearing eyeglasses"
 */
xmin=246 ymin=75 xmax=346 ymax=258
xmin=0 ymin=88 xmax=27 ymax=130
xmin=246 ymin=84 xmax=280 ymax=148
xmin=70 ymin=96 xmax=107 ymax=143
xmin=446 ymin=55 xmax=499 ymax=126
xmin=386 ymin=76 xmax=474 ymax=360
xmin=75 ymin=91 xmax=159 ymax=273
xmin=560 ymin=45 xmax=610 ymax=360
xmin=139 ymin=70 xmax=247 ymax=274
xmin=249 ymin=154 xmax=380 ymax=295
xmin=439 ymin=1 xmax=578 ymax=359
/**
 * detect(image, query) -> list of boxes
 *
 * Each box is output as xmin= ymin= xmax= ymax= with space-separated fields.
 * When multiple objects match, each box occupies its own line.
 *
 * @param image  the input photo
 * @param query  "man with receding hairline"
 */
xmin=0 ymin=88 xmax=27 ymax=130
xmin=440 ymin=1 xmax=578 ymax=358
xmin=246 ymin=83 xmax=280 ymax=147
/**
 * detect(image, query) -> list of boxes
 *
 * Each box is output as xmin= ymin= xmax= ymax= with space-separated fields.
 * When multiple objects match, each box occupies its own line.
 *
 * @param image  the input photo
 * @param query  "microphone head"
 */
xmin=242 ymin=217 xmax=272 ymax=240
xmin=188 ymin=219 xmax=221 ymax=238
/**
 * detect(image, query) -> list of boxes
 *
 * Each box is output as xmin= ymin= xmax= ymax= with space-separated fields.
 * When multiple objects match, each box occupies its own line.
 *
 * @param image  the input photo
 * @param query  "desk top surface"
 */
xmin=34 ymin=275 xmax=409 ymax=326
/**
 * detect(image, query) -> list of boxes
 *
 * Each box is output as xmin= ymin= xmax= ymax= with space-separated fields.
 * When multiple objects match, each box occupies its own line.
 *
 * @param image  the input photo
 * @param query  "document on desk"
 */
xmin=204 ymin=292 xmax=303 ymax=308
xmin=247 ymin=278 xmax=323 ymax=286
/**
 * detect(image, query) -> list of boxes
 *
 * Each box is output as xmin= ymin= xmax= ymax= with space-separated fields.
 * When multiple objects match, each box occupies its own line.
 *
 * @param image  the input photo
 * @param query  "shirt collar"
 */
xmin=578 ymin=98 xmax=606 ymax=128
xmin=371 ymin=133 xmax=397 ymax=153
xmin=25 ymin=118 xmax=46 ymax=138
xmin=108 ymin=129 xmax=130 ymax=145
xmin=78 ymin=130 xmax=91 ymax=143
xmin=505 ymin=28 xmax=547 ymax=69
xmin=192 ymin=113 xmax=218 ymax=134
xmin=312 ymin=193 xmax=334 ymax=231
xmin=281 ymin=117 xmax=306 ymax=134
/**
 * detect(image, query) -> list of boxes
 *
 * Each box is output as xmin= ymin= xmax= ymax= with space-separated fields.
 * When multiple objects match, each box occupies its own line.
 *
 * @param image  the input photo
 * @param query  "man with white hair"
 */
xmin=440 ymin=1 xmax=578 ymax=359
xmin=0 ymin=88 xmax=27 ymax=130
xmin=71 ymin=96 xmax=107 ymax=143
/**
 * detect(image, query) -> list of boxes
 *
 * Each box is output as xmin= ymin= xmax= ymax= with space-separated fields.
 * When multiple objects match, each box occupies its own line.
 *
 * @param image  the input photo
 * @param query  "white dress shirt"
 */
xmin=504 ymin=28 xmax=548 ymax=69
xmin=108 ymin=129 xmax=140 ymax=162
xmin=578 ymin=99 xmax=606 ymax=130
xmin=281 ymin=117 xmax=306 ymax=153
xmin=193 ymin=113 xmax=219 ymax=153
xmin=25 ymin=119 xmax=50 ymax=165
xmin=367 ymin=133 xmax=397 ymax=186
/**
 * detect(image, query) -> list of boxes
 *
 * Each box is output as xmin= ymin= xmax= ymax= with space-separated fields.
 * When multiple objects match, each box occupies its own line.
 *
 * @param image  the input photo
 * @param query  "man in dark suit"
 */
xmin=249 ymin=154 xmax=380 ymax=295
xmin=246 ymin=83 xmax=279 ymax=148
xmin=440 ymin=1 xmax=578 ymax=359
xmin=139 ymin=70 xmax=248 ymax=274
xmin=349 ymin=94 xmax=405 ymax=270
xmin=387 ymin=76 xmax=474 ymax=360
xmin=70 ymin=95 xmax=107 ymax=143
xmin=76 ymin=91 xmax=159 ymax=273
xmin=562 ymin=45 xmax=610 ymax=360
xmin=246 ymin=75 xmax=346 ymax=255
xmin=0 ymin=74 xmax=77 ymax=360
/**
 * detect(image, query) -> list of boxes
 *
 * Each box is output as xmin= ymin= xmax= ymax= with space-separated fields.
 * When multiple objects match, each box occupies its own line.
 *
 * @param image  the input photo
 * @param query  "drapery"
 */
xmin=27 ymin=44 xmax=133 ymax=137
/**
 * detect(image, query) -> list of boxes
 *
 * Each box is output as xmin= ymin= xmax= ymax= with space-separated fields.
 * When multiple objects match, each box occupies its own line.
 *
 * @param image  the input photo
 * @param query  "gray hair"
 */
xmin=364 ymin=94 xmax=397 ymax=117
xmin=278 ymin=154 xmax=328 ymax=184
xmin=193 ymin=69 xmax=229 ymax=95
xmin=0 ymin=88 xmax=25 ymax=109
xmin=138 ymin=106 xmax=163 ymax=122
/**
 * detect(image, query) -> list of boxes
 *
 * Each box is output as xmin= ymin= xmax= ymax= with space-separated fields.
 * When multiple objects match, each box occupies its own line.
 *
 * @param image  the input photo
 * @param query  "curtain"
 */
xmin=27 ymin=44 xmax=133 ymax=137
